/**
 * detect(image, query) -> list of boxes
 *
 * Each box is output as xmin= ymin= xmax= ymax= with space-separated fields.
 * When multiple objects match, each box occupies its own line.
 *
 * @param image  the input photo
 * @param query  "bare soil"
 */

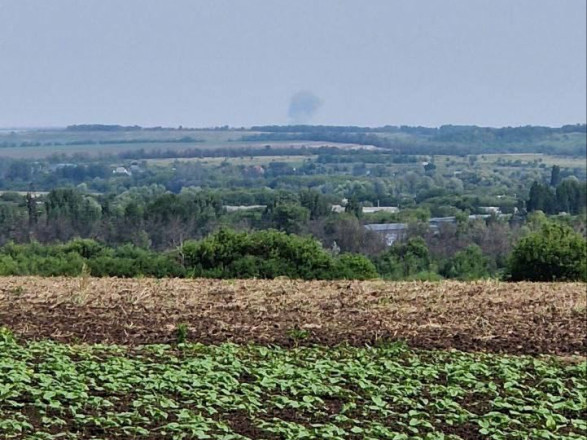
xmin=0 ymin=277 xmax=585 ymax=355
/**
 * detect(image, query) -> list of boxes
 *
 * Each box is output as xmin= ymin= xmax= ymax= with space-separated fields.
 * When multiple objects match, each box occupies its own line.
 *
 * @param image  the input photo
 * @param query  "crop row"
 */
xmin=0 ymin=329 xmax=585 ymax=439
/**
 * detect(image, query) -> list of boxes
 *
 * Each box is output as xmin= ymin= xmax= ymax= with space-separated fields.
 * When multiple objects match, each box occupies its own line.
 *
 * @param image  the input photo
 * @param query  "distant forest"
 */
xmin=243 ymin=124 xmax=587 ymax=156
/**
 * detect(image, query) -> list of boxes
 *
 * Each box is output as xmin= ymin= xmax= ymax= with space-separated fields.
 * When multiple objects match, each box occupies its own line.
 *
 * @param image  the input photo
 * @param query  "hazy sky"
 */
xmin=0 ymin=0 xmax=585 ymax=128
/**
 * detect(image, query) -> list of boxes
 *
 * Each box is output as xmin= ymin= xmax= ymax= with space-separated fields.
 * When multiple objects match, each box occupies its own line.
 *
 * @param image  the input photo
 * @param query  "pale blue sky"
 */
xmin=0 ymin=0 xmax=585 ymax=127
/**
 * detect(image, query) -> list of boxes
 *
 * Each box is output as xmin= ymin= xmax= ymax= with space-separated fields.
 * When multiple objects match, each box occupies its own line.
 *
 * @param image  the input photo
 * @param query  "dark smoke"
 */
xmin=288 ymin=91 xmax=322 ymax=124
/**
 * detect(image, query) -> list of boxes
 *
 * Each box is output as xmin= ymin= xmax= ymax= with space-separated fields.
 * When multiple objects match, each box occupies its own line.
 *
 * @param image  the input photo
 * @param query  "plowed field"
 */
xmin=0 ymin=277 xmax=585 ymax=355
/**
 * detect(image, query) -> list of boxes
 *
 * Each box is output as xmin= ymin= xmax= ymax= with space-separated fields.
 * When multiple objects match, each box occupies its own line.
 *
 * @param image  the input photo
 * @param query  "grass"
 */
xmin=144 ymin=155 xmax=315 ymax=166
xmin=437 ymin=153 xmax=586 ymax=169
xmin=431 ymin=153 xmax=587 ymax=180
xmin=0 ymin=126 xmax=371 ymax=159
xmin=0 ymin=333 xmax=585 ymax=439
xmin=475 ymin=153 xmax=586 ymax=168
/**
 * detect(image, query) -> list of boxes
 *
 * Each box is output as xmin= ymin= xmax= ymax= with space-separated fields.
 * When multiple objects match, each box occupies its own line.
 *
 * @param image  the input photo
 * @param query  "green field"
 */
xmin=0 ymin=141 xmax=366 ymax=159
xmin=144 ymin=155 xmax=316 ymax=166
xmin=433 ymin=153 xmax=586 ymax=176
xmin=0 ymin=128 xmax=374 ymax=159
xmin=0 ymin=129 xmax=241 ymax=146
xmin=1 ymin=332 xmax=585 ymax=439
xmin=476 ymin=154 xmax=586 ymax=168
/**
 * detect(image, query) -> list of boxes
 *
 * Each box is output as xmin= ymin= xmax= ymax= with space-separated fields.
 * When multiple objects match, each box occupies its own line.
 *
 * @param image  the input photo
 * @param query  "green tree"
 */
xmin=182 ymin=228 xmax=333 ymax=279
xmin=266 ymin=204 xmax=310 ymax=234
xmin=344 ymin=196 xmax=362 ymax=218
xmin=555 ymin=178 xmax=586 ymax=215
xmin=299 ymin=189 xmax=330 ymax=220
xmin=44 ymin=189 xmax=101 ymax=240
xmin=507 ymin=223 xmax=586 ymax=281
xmin=374 ymin=237 xmax=432 ymax=279
xmin=441 ymin=245 xmax=490 ymax=280
xmin=527 ymin=181 xmax=555 ymax=214
xmin=424 ymin=162 xmax=437 ymax=174
xmin=550 ymin=165 xmax=561 ymax=187
xmin=332 ymin=253 xmax=378 ymax=280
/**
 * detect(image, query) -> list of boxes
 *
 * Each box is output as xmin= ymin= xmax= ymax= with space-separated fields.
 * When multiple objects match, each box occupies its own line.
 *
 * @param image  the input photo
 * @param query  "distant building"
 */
xmin=365 ymin=214 xmax=494 ymax=247
xmin=331 ymin=205 xmax=400 ymax=214
xmin=479 ymin=206 xmax=501 ymax=215
xmin=49 ymin=163 xmax=76 ymax=171
xmin=224 ymin=205 xmax=266 ymax=212
xmin=113 ymin=166 xmax=131 ymax=176
xmin=362 ymin=206 xmax=400 ymax=214
xmin=428 ymin=214 xmax=491 ymax=229
xmin=364 ymin=223 xmax=408 ymax=246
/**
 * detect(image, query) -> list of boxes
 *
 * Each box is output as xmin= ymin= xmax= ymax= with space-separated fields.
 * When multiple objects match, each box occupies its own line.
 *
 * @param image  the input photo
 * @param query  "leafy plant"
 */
xmin=0 ymin=338 xmax=585 ymax=439
xmin=175 ymin=323 xmax=189 ymax=344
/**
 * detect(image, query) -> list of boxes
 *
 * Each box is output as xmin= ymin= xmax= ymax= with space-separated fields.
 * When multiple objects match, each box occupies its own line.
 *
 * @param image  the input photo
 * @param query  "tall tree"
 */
xmin=550 ymin=165 xmax=561 ymax=187
xmin=527 ymin=181 xmax=555 ymax=214
xmin=345 ymin=196 xmax=362 ymax=218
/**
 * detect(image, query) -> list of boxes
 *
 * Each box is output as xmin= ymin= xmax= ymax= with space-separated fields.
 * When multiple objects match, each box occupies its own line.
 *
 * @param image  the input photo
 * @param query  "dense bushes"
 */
xmin=373 ymin=237 xmax=435 ymax=280
xmin=440 ymin=245 xmax=491 ymax=281
xmin=181 ymin=229 xmax=377 ymax=280
xmin=86 ymin=245 xmax=185 ymax=278
xmin=0 ymin=231 xmax=378 ymax=280
xmin=0 ymin=223 xmax=584 ymax=282
xmin=0 ymin=240 xmax=184 ymax=278
xmin=506 ymin=224 xmax=586 ymax=281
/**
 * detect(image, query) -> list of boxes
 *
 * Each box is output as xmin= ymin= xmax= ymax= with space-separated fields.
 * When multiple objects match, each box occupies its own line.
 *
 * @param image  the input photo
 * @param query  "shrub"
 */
xmin=0 ymin=240 xmax=184 ymax=278
xmin=441 ymin=245 xmax=490 ymax=280
xmin=374 ymin=237 xmax=432 ymax=280
xmin=333 ymin=254 xmax=378 ymax=280
xmin=181 ymin=228 xmax=378 ymax=280
xmin=506 ymin=223 xmax=586 ymax=281
xmin=59 ymin=239 xmax=107 ymax=259
xmin=0 ymin=255 xmax=19 ymax=276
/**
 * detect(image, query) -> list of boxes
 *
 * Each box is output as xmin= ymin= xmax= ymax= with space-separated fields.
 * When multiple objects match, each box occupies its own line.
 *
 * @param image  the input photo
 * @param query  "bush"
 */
xmin=181 ymin=228 xmax=377 ymax=280
xmin=332 ymin=254 xmax=378 ymax=280
xmin=506 ymin=223 xmax=586 ymax=281
xmin=0 ymin=255 xmax=19 ymax=276
xmin=59 ymin=239 xmax=107 ymax=259
xmin=373 ymin=237 xmax=432 ymax=280
xmin=441 ymin=245 xmax=490 ymax=280
xmin=0 ymin=240 xmax=184 ymax=278
xmin=0 ymin=231 xmax=383 ymax=280
xmin=87 ymin=247 xmax=184 ymax=278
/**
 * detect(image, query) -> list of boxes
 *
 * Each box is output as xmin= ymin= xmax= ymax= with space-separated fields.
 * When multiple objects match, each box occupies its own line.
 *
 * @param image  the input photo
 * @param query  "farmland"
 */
xmin=144 ymin=155 xmax=316 ymax=166
xmin=1 ymin=336 xmax=585 ymax=439
xmin=0 ymin=127 xmax=377 ymax=159
xmin=1 ymin=278 xmax=586 ymax=439
xmin=0 ymin=278 xmax=585 ymax=354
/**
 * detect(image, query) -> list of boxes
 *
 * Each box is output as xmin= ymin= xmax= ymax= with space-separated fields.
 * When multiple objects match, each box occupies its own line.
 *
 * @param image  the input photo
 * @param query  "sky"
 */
xmin=0 ymin=0 xmax=585 ymax=128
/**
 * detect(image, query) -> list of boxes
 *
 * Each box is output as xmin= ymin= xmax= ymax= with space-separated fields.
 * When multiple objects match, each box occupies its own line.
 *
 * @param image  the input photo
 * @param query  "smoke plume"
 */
xmin=288 ymin=91 xmax=322 ymax=124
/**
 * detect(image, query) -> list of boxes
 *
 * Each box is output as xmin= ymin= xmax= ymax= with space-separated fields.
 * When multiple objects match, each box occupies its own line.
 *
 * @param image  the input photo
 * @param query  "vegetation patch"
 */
xmin=0 ymin=332 xmax=585 ymax=439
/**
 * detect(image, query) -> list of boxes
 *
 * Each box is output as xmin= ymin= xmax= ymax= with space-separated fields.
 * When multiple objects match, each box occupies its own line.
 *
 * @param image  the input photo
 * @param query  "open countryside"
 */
xmin=0 ymin=278 xmax=585 ymax=439
xmin=1 ymin=1 xmax=586 ymax=439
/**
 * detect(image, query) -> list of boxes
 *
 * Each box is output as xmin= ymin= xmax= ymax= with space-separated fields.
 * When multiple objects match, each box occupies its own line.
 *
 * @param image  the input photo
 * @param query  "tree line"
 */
xmin=243 ymin=124 xmax=587 ymax=156
xmin=0 ymin=221 xmax=583 ymax=282
xmin=526 ymin=174 xmax=586 ymax=215
xmin=0 ymin=230 xmax=377 ymax=280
